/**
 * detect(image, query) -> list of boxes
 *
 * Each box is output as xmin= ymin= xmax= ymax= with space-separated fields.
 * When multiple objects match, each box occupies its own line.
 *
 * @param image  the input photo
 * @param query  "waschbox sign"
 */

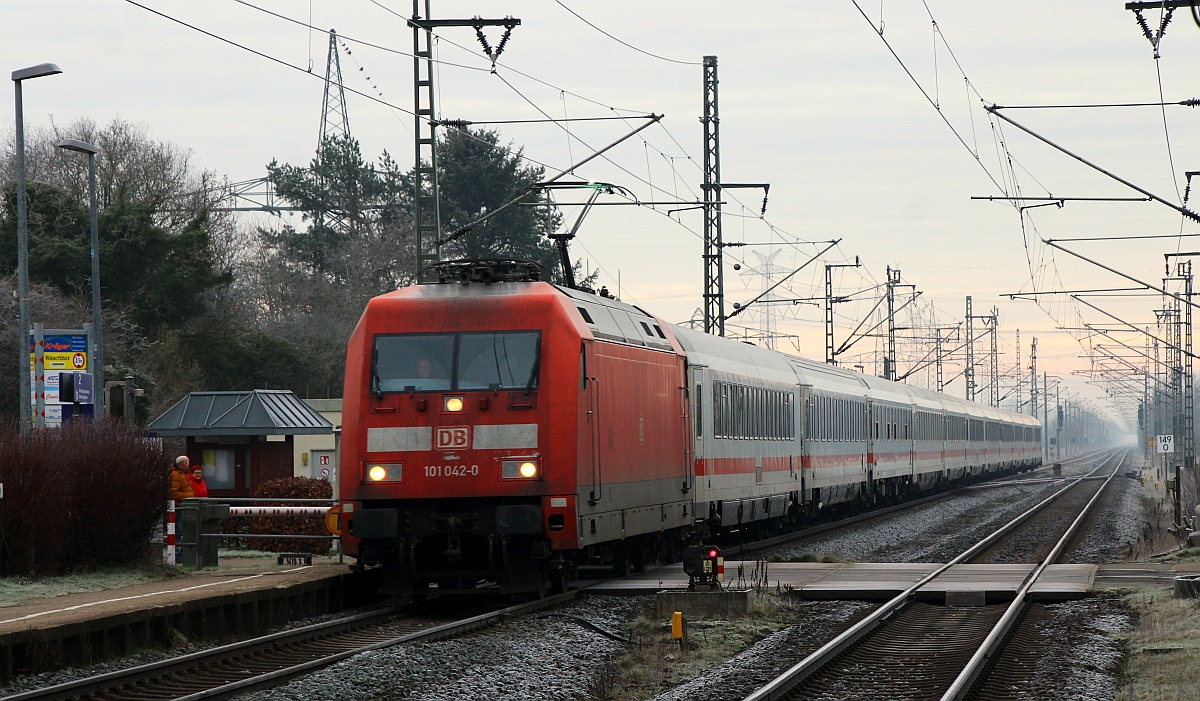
xmin=29 ymin=334 xmax=88 ymax=371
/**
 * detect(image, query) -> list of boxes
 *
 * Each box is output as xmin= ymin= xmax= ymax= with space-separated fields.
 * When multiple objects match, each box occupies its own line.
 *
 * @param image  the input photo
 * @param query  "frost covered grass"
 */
xmin=0 ymin=564 xmax=182 ymax=607
xmin=1117 ymin=588 xmax=1200 ymax=701
xmin=595 ymin=594 xmax=872 ymax=701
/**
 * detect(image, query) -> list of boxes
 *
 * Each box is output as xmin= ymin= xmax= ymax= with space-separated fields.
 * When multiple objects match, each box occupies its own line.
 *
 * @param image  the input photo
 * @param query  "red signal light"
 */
xmin=708 ymin=549 xmax=718 ymax=558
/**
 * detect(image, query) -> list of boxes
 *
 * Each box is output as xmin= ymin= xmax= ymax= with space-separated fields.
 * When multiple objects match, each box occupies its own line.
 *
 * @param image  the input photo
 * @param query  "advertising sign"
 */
xmin=30 ymin=334 xmax=88 ymax=371
xmin=29 ymin=331 xmax=88 ymax=426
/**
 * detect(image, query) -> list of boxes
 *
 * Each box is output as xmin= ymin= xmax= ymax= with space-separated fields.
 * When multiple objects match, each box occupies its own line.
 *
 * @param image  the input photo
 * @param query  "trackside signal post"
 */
xmin=683 ymin=545 xmax=724 ymax=589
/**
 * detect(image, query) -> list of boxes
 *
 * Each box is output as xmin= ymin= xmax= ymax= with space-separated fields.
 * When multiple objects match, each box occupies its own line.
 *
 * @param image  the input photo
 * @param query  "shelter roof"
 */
xmin=147 ymin=390 xmax=333 ymax=436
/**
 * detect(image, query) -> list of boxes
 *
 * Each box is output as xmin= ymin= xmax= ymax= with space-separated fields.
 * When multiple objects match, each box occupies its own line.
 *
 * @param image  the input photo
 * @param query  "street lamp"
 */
xmin=56 ymin=138 xmax=103 ymax=419
xmin=12 ymin=63 xmax=62 ymax=429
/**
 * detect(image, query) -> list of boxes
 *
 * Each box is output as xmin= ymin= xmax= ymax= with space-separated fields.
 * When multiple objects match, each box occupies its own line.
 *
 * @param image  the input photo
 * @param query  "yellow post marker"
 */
xmin=671 ymin=610 xmax=687 ymax=652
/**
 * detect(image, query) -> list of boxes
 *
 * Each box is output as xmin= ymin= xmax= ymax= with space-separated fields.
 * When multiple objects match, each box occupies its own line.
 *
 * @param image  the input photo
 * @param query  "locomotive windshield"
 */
xmin=372 ymin=331 xmax=540 ymax=393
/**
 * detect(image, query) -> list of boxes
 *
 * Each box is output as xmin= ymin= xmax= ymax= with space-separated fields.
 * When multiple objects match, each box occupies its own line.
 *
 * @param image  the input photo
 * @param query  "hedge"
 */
xmin=248 ymin=477 xmax=334 ymax=554
xmin=0 ymin=420 xmax=166 ymax=576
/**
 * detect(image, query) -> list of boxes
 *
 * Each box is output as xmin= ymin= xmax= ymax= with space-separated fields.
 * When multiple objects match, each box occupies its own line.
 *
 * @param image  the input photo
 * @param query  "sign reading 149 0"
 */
xmin=1157 ymin=434 xmax=1174 ymax=454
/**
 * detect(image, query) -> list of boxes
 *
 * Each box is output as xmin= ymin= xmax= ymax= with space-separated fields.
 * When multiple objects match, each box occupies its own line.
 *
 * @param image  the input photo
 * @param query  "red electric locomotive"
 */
xmin=337 ymin=261 xmax=691 ymax=595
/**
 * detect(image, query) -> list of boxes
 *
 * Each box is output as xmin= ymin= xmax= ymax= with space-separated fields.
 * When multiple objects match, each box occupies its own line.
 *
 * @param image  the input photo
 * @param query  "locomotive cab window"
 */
xmin=458 ymin=332 xmax=540 ymax=390
xmin=372 ymin=331 xmax=540 ymax=393
xmin=372 ymin=333 xmax=454 ymax=392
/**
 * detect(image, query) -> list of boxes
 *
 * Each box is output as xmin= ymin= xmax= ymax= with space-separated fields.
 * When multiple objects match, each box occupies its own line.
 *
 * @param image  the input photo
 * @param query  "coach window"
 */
xmin=695 ymin=383 xmax=703 ymax=437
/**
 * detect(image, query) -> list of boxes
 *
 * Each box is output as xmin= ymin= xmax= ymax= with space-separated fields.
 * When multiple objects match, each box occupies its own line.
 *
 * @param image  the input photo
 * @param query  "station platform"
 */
xmin=588 ymin=561 xmax=1102 ymax=601
xmin=0 ymin=556 xmax=373 ymax=685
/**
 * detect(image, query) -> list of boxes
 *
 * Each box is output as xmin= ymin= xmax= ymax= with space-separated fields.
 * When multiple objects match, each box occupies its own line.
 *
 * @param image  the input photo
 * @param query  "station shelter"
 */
xmin=147 ymin=390 xmax=334 ymax=497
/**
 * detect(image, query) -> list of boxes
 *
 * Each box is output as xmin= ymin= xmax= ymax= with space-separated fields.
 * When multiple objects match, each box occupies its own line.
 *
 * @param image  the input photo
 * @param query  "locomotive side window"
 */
xmin=458 ymin=332 xmax=541 ymax=390
xmin=373 ymin=333 xmax=454 ymax=392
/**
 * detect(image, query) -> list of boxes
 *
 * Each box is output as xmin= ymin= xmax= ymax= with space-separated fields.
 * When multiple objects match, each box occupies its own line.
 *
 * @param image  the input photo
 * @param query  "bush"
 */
xmin=248 ymin=477 xmax=333 ymax=554
xmin=0 ymin=420 xmax=166 ymax=576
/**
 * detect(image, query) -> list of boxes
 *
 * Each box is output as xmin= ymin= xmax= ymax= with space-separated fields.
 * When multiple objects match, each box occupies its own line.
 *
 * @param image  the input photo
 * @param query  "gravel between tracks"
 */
xmin=237 ymin=595 xmax=648 ymax=701
xmin=770 ymin=459 xmax=1124 ymax=565
xmin=1067 ymin=473 xmax=1145 ymax=564
xmin=973 ymin=595 xmax=1131 ymax=701
xmin=643 ymin=601 xmax=874 ymax=701
xmin=771 ymin=481 xmax=1064 ymax=564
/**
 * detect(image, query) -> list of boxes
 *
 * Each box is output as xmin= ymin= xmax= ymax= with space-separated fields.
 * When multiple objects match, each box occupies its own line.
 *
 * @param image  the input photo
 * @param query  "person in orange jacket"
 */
xmin=169 ymin=455 xmax=195 ymax=505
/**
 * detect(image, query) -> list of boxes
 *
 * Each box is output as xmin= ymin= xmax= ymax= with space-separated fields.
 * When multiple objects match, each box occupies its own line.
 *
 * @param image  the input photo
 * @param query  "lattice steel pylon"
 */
xmin=318 ymin=29 xmax=351 ymax=236
xmin=319 ymin=29 xmax=351 ymax=147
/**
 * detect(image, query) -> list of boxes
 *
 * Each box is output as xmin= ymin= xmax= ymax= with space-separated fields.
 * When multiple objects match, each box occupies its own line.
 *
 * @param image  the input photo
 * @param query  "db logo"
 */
xmin=72 ymin=353 xmax=85 ymax=369
xmin=435 ymin=426 xmax=470 ymax=450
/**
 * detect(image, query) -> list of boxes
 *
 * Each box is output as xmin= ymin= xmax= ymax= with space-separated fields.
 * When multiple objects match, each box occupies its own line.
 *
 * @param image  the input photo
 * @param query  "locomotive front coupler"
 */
xmin=444 ymin=534 xmax=463 ymax=563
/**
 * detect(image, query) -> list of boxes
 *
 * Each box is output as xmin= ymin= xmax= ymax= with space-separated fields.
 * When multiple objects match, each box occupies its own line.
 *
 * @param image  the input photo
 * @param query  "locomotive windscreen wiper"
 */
xmin=371 ymin=347 xmax=382 ymax=399
xmin=523 ymin=352 xmax=540 ymax=396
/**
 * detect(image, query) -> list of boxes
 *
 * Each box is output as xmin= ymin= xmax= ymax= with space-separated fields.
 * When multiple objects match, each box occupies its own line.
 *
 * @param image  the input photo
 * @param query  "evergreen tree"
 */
xmin=436 ymin=127 xmax=562 ymax=276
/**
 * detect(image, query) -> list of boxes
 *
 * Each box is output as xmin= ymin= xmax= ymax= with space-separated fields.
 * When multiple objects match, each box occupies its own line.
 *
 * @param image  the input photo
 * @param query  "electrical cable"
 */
xmin=232 ymin=0 xmax=490 ymax=73
xmin=550 ymin=0 xmax=700 ymax=66
xmin=123 ymin=0 xmax=418 ymax=117
xmin=989 ymin=100 xmax=1199 ymax=109
xmin=141 ymin=0 xmax=951 ymax=360
xmin=336 ymin=37 xmax=415 ymax=138
xmin=365 ymin=0 xmax=652 ymax=115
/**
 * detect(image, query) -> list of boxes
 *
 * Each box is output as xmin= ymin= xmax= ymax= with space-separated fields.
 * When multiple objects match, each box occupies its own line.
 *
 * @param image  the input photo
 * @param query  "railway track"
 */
xmin=727 ymin=447 xmax=1111 ymax=561
xmin=2 ymin=592 xmax=580 ymax=701
xmin=741 ymin=448 xmax=1128 ymax=701
xmin=2 ymin=452 xmax=1116 ymax=701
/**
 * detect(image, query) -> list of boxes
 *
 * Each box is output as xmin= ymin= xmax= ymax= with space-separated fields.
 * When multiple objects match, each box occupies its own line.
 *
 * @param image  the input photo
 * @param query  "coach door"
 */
xmin=686 ymin=362 xmax=706 ymax=497
xmin=908 ymin=407 xmax=915 ymax=479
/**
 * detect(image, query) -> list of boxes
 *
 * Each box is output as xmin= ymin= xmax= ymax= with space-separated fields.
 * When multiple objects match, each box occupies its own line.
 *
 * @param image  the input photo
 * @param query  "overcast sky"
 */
xmin=6 ymin=1 xmax=1200 ymax=427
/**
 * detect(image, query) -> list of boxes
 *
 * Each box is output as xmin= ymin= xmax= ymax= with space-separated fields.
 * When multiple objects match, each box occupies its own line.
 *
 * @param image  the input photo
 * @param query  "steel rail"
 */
xmin=0 ymin=605 xmax=413 ymax=701
xmin=740 ymin=448 xmax=1123 ymax=701
xmin=940 ymin=449 xmax=1127 ymax=700
xmin=729 ymin=447 xmax=1108 ymax=559
xmin=7 ymin=591 xmax=579 ymax=701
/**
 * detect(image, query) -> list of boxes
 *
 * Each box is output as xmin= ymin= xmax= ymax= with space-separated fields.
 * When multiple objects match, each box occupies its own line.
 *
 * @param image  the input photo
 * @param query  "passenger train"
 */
xmin=335 ymin=260 xmax=1042 ymax=595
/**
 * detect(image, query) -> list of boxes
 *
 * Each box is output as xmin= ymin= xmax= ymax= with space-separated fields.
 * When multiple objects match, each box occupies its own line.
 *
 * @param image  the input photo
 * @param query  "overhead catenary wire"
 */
xmin=550 ymin=0 xmax=700 ymax=66
xmin=133 ymin=0 xmax=1002 ymax=385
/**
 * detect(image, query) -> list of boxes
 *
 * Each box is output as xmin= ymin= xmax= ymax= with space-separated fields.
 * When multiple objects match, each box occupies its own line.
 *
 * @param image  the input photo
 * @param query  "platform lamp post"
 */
xmin=56 ymin=138 xmax=103 ymax=419
xmin=12 ymin=63 xmax=62 ymax=430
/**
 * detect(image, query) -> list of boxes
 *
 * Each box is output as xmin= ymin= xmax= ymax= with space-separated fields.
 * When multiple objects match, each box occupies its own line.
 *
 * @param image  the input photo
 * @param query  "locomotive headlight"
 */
xmin=501 ymin=458 xmax=540 ymax=480
xmin=444 ymin=396 xmax=465 ymax=413
xmin=365 ymin=462 xmax=403 ymax=482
